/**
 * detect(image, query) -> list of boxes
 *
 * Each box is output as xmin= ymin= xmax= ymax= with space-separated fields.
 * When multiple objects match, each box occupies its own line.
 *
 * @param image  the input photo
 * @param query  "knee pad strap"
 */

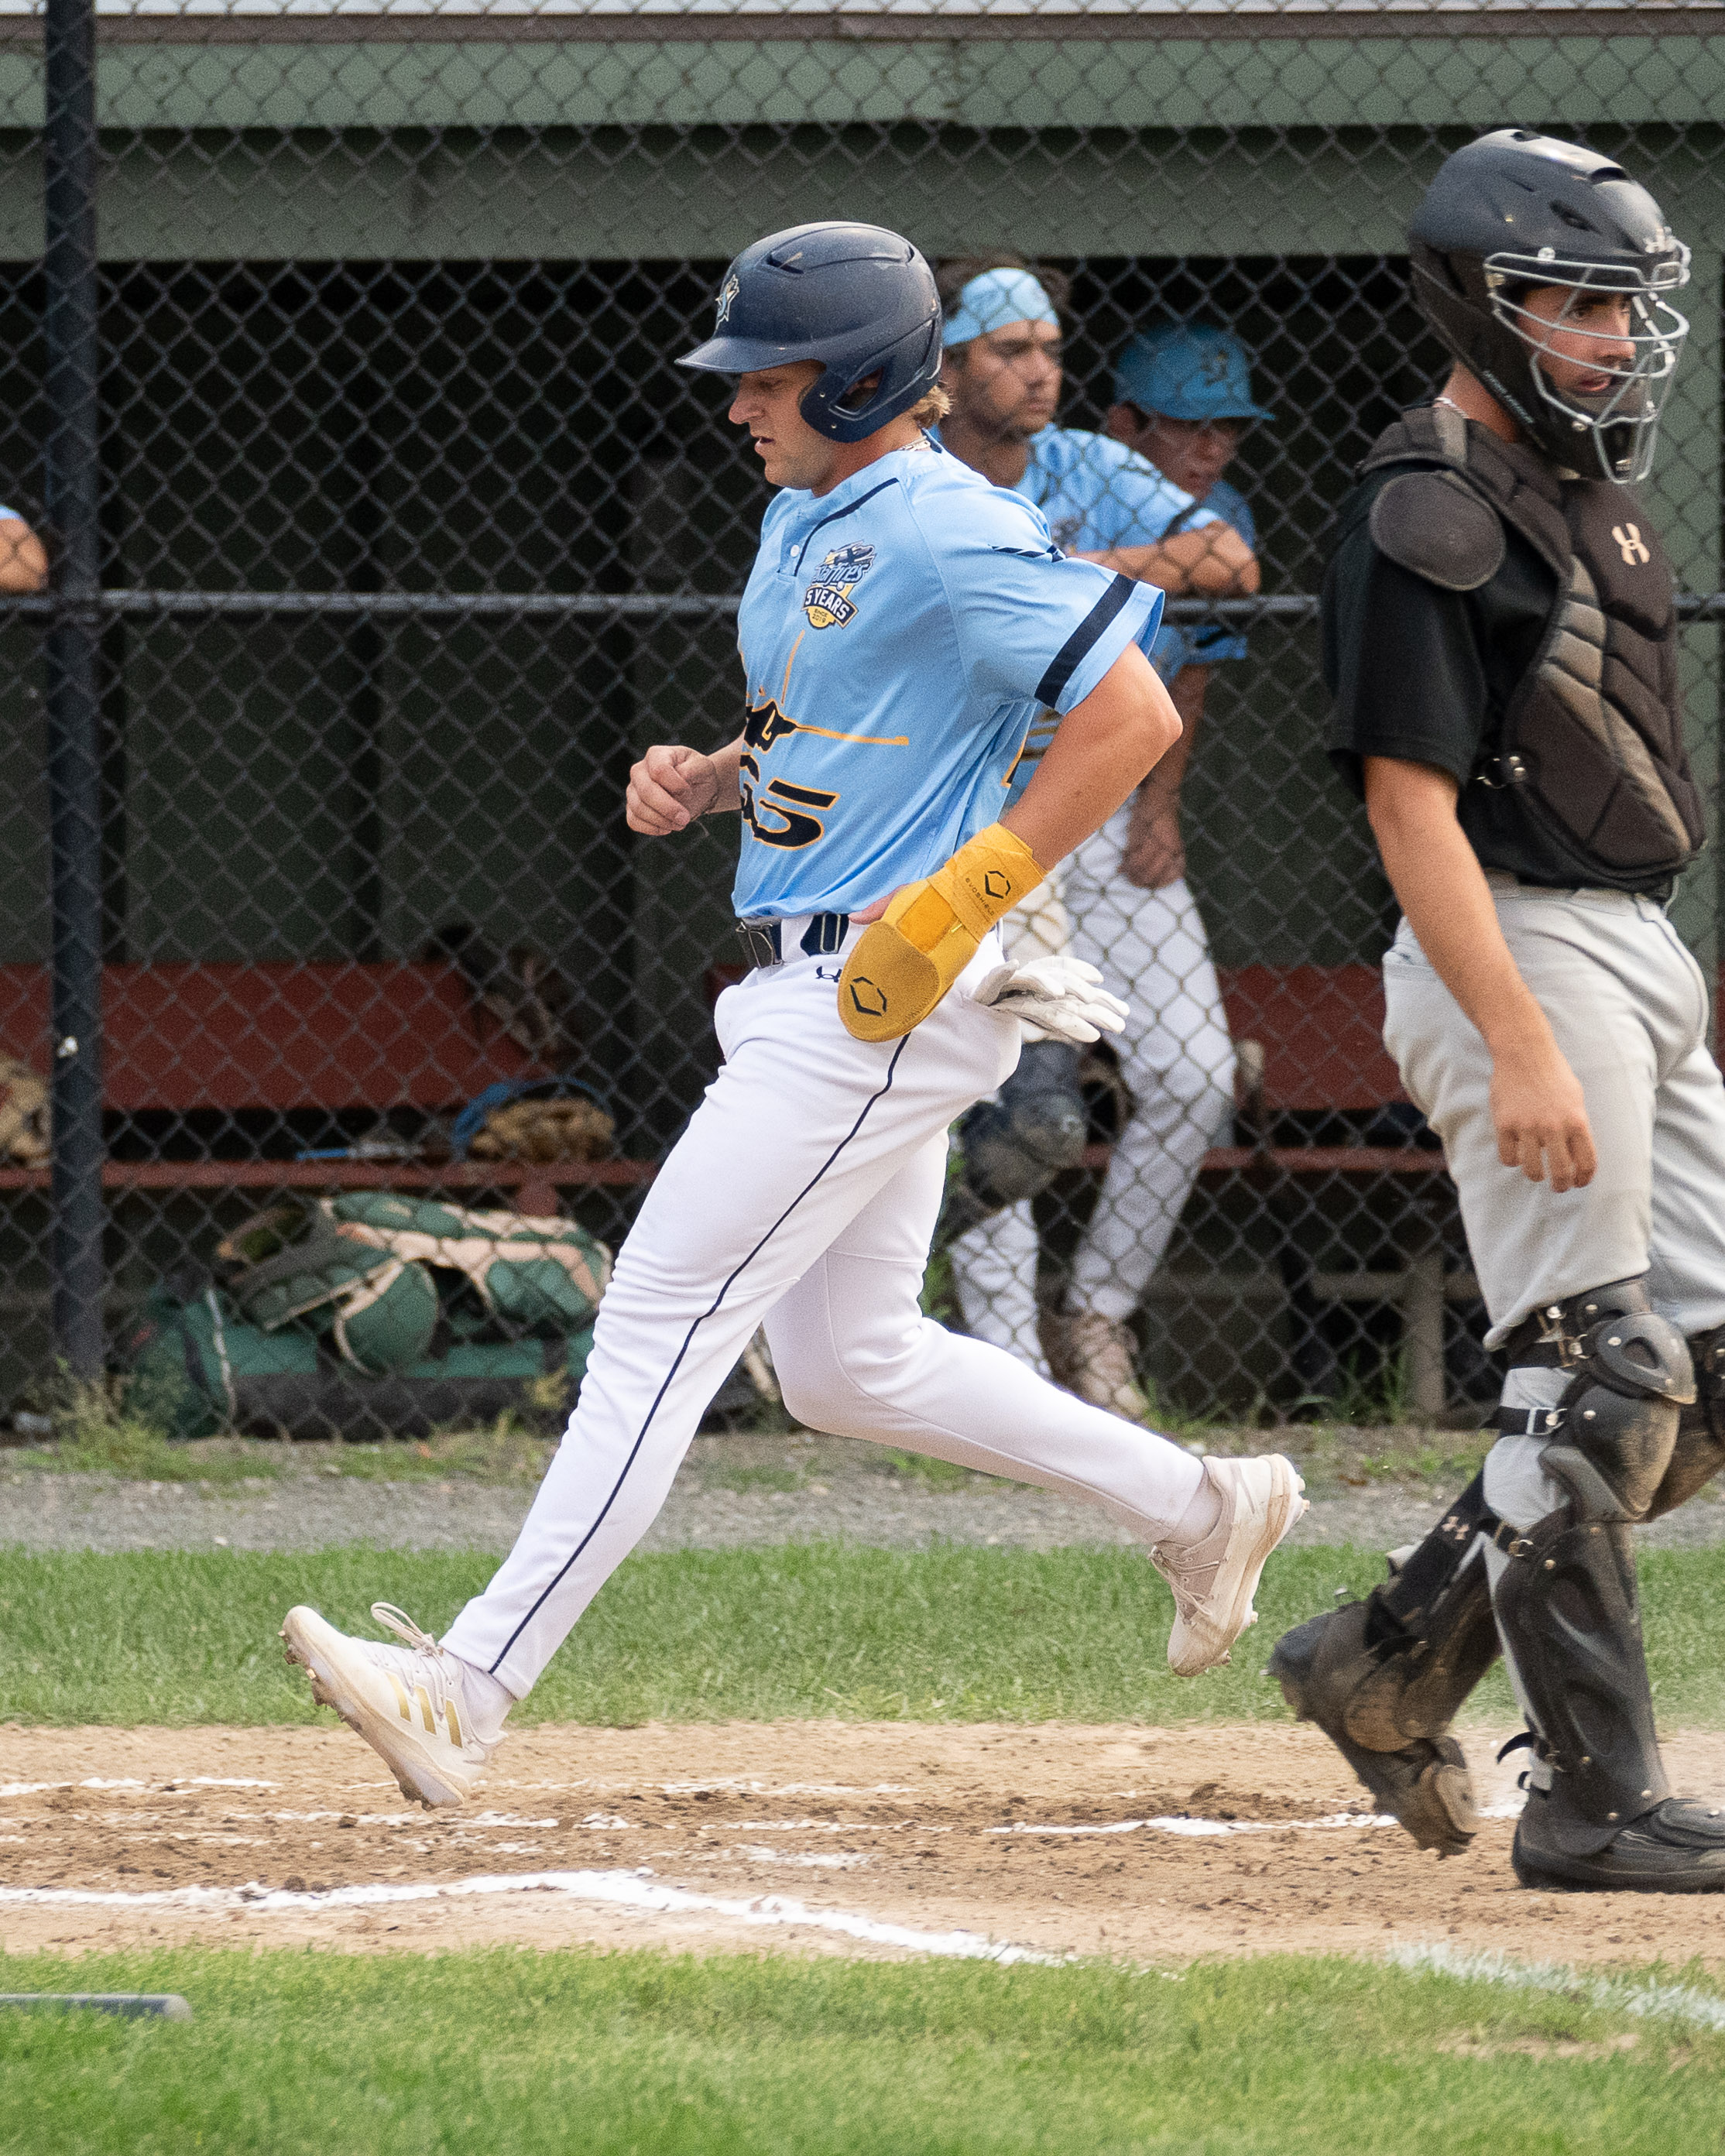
xmin=1497 ymin=1304 xmax=1692 ymax=1522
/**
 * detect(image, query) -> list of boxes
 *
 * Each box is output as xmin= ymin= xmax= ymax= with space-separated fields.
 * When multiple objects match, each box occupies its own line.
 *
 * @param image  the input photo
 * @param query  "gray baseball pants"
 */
xmin=1381 ymin=877 xmax=1725 ymax=1535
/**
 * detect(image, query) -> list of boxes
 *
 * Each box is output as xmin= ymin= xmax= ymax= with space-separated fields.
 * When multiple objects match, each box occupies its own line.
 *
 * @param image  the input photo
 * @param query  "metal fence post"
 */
xmin=43 ymin=0 xmax=104 ymax=1380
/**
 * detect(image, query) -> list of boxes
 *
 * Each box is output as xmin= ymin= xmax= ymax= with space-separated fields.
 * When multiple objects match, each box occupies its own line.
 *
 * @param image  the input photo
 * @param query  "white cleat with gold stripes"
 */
xmin=280 ymin=1602 xmax=502 ymax=1809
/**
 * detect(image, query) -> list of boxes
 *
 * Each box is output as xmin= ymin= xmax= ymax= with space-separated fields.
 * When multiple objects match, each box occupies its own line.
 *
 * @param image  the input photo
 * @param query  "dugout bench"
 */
xmin=0 ymin=958 xmax=1466 ymax=1410
xmin=1195 ymin=964 xmax=1470 ymax=1417
xmin=0 ymin=961 xmax=658 ymax=1221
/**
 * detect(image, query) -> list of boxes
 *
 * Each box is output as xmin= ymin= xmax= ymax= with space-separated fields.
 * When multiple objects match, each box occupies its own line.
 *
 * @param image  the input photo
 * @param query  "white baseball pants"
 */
xmin=1382 ymin=879 xmax=1725 ymax=1537
xmin=443 ymin=919 xmax=1209 ymax=1698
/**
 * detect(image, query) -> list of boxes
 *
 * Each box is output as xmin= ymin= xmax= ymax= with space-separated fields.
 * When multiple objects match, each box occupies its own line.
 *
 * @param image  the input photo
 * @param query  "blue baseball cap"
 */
xmin=1113 ymin=324 xmax=1272 ymax=423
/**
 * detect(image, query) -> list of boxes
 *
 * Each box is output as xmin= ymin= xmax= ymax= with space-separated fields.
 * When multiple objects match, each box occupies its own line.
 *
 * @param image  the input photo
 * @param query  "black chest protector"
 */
xmin=1361 ymin=406 xmax=1703 ymax=888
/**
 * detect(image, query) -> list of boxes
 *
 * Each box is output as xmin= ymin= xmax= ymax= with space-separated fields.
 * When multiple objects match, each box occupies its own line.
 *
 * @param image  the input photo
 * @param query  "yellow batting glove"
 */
xmin=838 ymin=823 xmax=1046 ymax=1044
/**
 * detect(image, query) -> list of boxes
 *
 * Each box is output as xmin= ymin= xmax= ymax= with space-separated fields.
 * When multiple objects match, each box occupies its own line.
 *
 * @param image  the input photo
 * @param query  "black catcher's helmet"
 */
xmin=679 ymin=222 xmax=942 ymax=445
xmin=1410 ymin=130 xmax=1689 ymax=483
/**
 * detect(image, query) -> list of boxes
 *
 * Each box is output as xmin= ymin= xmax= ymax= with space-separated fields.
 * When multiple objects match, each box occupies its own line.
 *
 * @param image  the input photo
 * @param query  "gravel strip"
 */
xmin=5 ymin=1436 xmax=1723 ymax=1555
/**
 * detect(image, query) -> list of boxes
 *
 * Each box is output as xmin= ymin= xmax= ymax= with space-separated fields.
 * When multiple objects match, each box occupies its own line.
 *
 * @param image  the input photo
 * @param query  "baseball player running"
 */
xmin=934 ymin=259 xmax=1259 ymax=1411
xmin=280 ymin=224 xmax=1305 ymax=1808
xmin=1270 ymin=133 xmax=1725 ymax=1890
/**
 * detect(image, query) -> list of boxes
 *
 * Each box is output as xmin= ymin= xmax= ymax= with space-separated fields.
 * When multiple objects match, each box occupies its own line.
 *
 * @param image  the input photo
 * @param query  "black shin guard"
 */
xmin=1491 ymin=1503 xmax=1670 ymax=1858
xmin=1268 ymin=1473 xmax=1497 ymax=1856
xmin=1346 ymin=1473 xmax=1500 ymax=1749
xmin=1485 ymin=1284 xmax=1688 ymax=1860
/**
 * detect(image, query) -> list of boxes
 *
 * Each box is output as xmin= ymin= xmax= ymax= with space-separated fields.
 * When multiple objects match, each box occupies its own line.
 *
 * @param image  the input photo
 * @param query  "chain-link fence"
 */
xmin=0 ymin=2 xmax=1719 ymax=1434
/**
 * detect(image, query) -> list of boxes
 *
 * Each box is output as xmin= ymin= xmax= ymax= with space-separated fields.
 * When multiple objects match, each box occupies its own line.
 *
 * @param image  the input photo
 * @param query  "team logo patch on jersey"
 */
xmin=803 ymin=541 xmax=876 ymax=629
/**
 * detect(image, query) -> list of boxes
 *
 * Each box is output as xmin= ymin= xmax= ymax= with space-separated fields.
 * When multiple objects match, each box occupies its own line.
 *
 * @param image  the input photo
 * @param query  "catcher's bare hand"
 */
xmin=627 ymin=744 xmax=720 ymax=835
xmin=1490 ymin=1040 xmax=1598 ymax=1193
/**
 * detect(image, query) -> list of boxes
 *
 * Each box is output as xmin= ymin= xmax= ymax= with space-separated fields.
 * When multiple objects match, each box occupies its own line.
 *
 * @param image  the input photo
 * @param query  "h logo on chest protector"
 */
xmin=1613 ymin=522 xmax=1652 ymax=567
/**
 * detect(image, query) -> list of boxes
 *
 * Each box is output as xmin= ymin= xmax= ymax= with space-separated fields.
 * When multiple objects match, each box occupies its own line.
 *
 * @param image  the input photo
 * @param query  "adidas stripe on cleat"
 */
xmin=280 ymin=1601 xmax=503 ymax=1810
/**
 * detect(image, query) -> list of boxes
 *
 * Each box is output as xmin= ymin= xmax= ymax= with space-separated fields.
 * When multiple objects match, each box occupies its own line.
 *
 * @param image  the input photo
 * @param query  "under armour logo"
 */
xmin=715 ymin=276 xmax=740 ymax=327
xmin=814 ymin=965 xmax=840 ymax=982
xmin=1613 ymin=522 xmax=1651 ymax=567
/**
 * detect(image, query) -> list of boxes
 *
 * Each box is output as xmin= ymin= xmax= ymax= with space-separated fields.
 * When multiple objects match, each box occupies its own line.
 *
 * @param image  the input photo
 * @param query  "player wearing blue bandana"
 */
xmin=936 ymin=259 xmax=1266 ymax=1420
xmin=280 ymin=225 xmax=1305 ymax=1809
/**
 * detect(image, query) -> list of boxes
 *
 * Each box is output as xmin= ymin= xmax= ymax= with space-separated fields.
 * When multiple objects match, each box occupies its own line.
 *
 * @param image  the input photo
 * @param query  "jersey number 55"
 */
xmin=738 ymin=753 xmax=838 ymax=851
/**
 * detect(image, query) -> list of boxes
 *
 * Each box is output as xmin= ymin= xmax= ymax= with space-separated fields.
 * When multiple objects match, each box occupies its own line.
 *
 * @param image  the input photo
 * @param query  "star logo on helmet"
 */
xmin=715 ymin=276 xmax=741 ymax=327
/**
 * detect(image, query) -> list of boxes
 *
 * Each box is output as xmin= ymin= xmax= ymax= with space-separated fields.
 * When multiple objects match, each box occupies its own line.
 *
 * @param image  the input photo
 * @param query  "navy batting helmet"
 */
xmin=679 ymin=222 xmax=942 ymax=445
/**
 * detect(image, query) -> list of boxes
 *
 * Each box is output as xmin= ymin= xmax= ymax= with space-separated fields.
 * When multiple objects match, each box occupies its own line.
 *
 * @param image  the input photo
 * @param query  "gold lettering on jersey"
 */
xmin=803 ymin=540 xmax=876 ymax=629
xmin=742 ymin=694 xmax=909 ymax=753
xmin=1613 ymin=522 xmax=1652 ymax=567
xmin=743 ymin=697 xmax=801 ymax=752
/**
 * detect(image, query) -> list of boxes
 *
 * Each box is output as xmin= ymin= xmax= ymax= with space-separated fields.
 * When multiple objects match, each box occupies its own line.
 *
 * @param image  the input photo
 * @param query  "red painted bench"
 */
xmin=0 ymin=961 xmax=655 ymax=1206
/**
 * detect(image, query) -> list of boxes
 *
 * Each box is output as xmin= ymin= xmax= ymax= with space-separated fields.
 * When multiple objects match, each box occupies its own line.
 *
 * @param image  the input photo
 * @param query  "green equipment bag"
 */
xmin=128 ymin=1194 xmax=611 ymax=1439
xmin=127 ymin=1279 xmax=320 ymax=1441
xmin=219 ymin=1194 xmax=611 ymax=1379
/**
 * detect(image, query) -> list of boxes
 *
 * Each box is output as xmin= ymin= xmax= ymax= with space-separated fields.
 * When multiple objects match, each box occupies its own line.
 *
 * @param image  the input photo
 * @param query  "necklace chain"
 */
xmin=1433 ymin=394 xmax=1469 ymax=418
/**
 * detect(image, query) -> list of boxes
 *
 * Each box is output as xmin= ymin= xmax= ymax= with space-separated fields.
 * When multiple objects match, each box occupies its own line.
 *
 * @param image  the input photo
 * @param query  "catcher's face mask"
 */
xmin=1488 ymin=249 xmax=1689 ymax=483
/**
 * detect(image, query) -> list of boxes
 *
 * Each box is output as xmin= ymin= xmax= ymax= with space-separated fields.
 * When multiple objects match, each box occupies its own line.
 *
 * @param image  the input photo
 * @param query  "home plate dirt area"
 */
xmin=7 ymin=1721 xmax=1725 ymax=1967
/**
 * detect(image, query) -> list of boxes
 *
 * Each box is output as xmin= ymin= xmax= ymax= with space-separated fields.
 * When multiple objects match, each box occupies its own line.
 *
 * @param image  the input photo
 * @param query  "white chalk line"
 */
xmin=0 ymin=1868 xmax=1054 ymax=1963
xmin=993 ymin=1812 xmax=1390 ymax=1839
xmin=989 ymin=1798 xmax=1525 ymax=1839
xmin=2 ymin=1789 xmax=1530 ymax=1842
xmin=1390 ymin=1943 xmax=1725 ymax=2034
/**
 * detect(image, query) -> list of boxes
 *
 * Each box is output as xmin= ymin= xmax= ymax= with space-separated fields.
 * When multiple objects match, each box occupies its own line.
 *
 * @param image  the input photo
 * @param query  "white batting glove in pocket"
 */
xmin=972 ymin=956 xmax=1128 ymax=1045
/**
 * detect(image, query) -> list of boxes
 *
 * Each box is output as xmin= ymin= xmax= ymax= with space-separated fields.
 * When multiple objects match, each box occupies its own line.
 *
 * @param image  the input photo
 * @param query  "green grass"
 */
xmin=875 ymin=1447 xmax=982 ymax=1490
xmin=6 ymin=1541 xmax=1725 ymax=1729
xmin=708 ymin=1463 xmax=808 ymax=1493
xmin=2 ymin=1421 xmax=557 ymax=1487
xmin=0 ymin=1945 xmax=1719 ymax=2154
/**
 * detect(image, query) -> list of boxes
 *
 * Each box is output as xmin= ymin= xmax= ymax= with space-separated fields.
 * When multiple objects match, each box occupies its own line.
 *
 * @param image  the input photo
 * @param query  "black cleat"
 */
xmin=1514 ymin=1794 xmax=1725 ymax=1892
xmin=1269 ymin=1603 xmax=1479 ymax=1856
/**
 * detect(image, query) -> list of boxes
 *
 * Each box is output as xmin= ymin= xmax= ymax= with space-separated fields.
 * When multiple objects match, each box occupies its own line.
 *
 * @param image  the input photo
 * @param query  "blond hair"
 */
xmin=909 ymin=382 xmax=952 ymax=429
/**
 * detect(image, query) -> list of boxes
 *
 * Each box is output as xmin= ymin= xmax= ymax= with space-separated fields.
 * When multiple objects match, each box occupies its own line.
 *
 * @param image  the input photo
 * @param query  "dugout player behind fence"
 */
xmin=0 ymin=500 xmax=46 ymax=591
xmin=1065 ymin=324 xmax=1271 ymax=1412
xmin=1268 ymin=131 xmax=1725 ymax=1891
xmin=279 ymin=224 xmax=1306 ymax=1808
xmin=933 ymin=255 xmax=1261 ymax=1415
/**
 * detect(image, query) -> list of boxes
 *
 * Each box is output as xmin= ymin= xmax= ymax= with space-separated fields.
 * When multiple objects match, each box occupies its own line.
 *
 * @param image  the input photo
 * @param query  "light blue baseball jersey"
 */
xmin=1010 ymin=424 xmax=1212 ymax=564
xmin=1004 ymin=425 xmax=1253 ymax=684
xmin=731 ymin=441 xmax=1161 ymax=921
xmin=950 ymin=425 xmax=1205 ymax=805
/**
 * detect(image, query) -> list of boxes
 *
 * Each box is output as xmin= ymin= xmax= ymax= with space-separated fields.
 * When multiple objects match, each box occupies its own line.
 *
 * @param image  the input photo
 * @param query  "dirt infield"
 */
xmin=5 ymin=1721 xmax=1725 ymax=1967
